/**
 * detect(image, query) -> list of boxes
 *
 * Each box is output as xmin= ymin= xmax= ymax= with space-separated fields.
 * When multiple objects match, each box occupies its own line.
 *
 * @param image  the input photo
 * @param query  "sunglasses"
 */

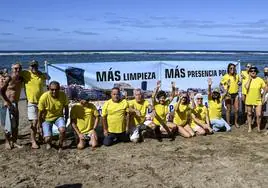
xmin=249 ymin=70 xmax=257 ymax=73
xmin=50 ymin=88 xmax=59 ymax=91
xmin=197 ymin=98 xmax=203 ymax=100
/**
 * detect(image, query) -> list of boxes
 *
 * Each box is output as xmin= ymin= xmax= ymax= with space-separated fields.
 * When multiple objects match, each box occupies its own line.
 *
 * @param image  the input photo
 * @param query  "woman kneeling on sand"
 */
xmin=190 ymin=93 xmax=213 ymax=135
xmin=244 ymin=66 xmax=267 ymax=133
xmin=208 ymin=78 xmax=231 ymax=132
xmin=172 ymin=92 xmax=195 ymax=138
xmin=150 ymin=81 xmax=175 ymax=141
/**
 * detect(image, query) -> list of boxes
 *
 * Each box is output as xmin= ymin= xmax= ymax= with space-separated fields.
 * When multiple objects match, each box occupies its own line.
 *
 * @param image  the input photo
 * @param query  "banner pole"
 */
xmin=44 ymin=60 xmax=49 ymax=86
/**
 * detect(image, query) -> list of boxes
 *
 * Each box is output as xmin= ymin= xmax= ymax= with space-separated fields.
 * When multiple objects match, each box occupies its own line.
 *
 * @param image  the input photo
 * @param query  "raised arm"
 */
xmin=169 ymin=81 xmax=176 ymax=102
xmin=152 ymin=80 xmax=161 ymax=103
xmin=208 ymin=78 xmax=212 ymax=97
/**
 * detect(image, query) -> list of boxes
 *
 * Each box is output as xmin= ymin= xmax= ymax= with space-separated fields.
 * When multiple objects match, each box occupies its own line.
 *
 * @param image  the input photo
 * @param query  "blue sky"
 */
xmin=1 ymin=0 xmax=268 ymax=50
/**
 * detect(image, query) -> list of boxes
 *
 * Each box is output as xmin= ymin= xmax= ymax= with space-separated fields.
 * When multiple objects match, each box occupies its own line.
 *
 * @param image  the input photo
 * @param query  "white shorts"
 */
xmin=129 ymin=126 xmax=140 ymax=142
xmin=27 ymin=103 xmax=38 ymax=120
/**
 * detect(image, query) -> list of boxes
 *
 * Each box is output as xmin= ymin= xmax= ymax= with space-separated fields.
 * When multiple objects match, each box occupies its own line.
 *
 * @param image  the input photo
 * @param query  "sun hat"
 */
xmin=195 ymin=93 xmax=203 ymax=99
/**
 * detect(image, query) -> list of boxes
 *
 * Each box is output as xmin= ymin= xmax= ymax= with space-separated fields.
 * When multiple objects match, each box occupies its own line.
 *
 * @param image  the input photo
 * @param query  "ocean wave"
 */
xmin=1 ymin=51 xmax=268 ymax=56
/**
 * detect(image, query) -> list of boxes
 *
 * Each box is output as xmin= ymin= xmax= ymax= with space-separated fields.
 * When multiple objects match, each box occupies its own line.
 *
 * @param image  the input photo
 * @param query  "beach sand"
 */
xmin=0 ymin=100 xmax=268 ymax=188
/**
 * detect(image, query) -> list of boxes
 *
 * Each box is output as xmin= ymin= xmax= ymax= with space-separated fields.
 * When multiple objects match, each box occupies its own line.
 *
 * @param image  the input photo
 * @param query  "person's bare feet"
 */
xmin=31 ymin=142 xmax=39 ymax=149
xmin=13 ymin=142 xmax=23 ymax=149
xmin=235 ymin=124 xmax=240 ymax=128
xmin=248 ymin=128 xmax=252 ymax=133
xmin=46 ymin=143 xmax=51 ymax=150
xmin=5 ymin=141 xmax=12 ymax=150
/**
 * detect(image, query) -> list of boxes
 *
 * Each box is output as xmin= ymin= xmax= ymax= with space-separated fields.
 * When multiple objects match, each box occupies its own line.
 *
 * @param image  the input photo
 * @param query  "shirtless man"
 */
xmin=0 ymin=70 xmax=14 ymax=149
xmin=4 ymin=63 xmax=23 ymax=148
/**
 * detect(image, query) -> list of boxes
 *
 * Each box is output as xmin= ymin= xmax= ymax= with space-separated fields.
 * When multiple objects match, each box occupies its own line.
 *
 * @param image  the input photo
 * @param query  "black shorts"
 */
xmin=226 ymin=93 xmax=238 ymax=105
xmin=230 ymin=93 xmax=238 ymax=100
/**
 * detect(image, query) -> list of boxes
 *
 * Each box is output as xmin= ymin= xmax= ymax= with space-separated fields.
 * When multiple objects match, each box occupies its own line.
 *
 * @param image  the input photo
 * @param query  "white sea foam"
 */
xmin=0 ymin=51 xmax=268 ymax=56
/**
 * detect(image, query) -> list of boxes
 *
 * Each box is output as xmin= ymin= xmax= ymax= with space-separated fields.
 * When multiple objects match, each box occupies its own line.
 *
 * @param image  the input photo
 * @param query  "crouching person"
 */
xmin=70 ymin=93 xmax=99 ymax=149
xmin=102 ymin=87 xmax=130 ymax=146
xmin=128 ymin=89 xmax=150 ymax=143
xmin=38 ymin=81 xmax=69 ymax=151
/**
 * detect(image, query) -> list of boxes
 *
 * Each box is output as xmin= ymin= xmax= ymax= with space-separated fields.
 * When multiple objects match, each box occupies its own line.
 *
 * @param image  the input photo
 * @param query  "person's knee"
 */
xmin=130 ymin=138 xmax=139 ymax=143
xmin=247 ymin=111 xmax=253 ymax=117
xmin=182 ymin=132 xmax=191 ymax=138
xmin=199 ymin=129 xmax=206 ymax=135
xmin=103 ymin=137 xmax=113 ymax=146
xmin=77 ymin=140 xmax=85 ymax=150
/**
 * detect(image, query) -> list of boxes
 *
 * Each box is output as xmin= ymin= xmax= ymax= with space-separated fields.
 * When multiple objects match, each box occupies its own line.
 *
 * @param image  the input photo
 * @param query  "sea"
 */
xmin=0 ymin=50 xmax=267 ymax=76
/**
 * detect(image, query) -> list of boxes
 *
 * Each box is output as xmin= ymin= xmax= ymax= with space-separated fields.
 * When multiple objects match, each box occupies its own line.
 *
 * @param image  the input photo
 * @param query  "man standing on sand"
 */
xmin=3 ymin=63 xmax=24 ymax=149
xmin=0 ymin=70 xmax=15 ymax=149
xmin=20 ymin=60 xmax=49 ymax=149
xmin=102 ymin=87 xmax=130 ymax=146
xmin=38 ymin=81 xmax=69 ymax=151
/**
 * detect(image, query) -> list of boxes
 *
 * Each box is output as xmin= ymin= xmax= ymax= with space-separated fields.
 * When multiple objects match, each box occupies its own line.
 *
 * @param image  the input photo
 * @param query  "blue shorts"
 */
xmin=42 ymin=117 xmax=65 ymax=137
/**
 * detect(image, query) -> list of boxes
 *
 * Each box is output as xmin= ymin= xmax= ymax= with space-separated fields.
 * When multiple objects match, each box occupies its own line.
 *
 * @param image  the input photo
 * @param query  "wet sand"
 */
xmin=0 ymin=100 xmax=268 ymax=188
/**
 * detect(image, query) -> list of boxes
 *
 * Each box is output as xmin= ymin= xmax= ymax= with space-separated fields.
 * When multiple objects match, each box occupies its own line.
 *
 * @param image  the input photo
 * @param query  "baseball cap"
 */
xmin=264 ymin=67 xmax=268 ymax=73
xmin=29 ymin=60 xmax=39 ymax=67
xmin=212 ymin=87 xmax=220 ymax=93
xmin=245 ymin=63 xmax=252 ymax=68
xmin=249 ymin=66 xmax=259 ymax=73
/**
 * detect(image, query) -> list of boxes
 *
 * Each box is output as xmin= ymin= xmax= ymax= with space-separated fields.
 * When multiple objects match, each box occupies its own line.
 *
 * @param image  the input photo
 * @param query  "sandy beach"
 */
xmin=0 ymin=100 xmax=268 ymax=188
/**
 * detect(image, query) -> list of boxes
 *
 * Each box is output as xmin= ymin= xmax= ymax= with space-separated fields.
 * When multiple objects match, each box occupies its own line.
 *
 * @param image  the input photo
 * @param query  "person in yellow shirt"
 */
xmin=240 ymin=63 xmax=252 ymax=122
xmin=70 ymin=93 xmax=99 ymax=149
xmin=173 ymin=92 xmax=194 ymax=138
xmin=102 ymin=87 xmax=130 ymax=146
xmin=220 ymin=63 xmax=240 ymax=128
xmin=191 ymin=93 xmax=213 ymax=135
xmin=128 ymin=88 xmax=150 ymax=142
xmin=151 ymin=81 xmax=174 ymax=141
xmin=20 ymin=60 xmax=49 ymax=149
xmin=38 ymin=81 xmax=69 ymax=151
xmin=208 ymin=78 xmax=231 ymax=132
xmin=245 ymin=66 xmax=267 ymax=133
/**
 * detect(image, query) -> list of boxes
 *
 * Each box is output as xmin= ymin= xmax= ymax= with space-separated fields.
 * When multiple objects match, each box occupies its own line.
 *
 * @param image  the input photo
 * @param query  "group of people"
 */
xmin=0 ymin=61 xmax=267 ymax=151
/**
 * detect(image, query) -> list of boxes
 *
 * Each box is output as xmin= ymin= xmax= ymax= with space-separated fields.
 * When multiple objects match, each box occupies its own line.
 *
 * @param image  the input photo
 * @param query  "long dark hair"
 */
xmin=227 ymin=63 xmax=237 ymax=80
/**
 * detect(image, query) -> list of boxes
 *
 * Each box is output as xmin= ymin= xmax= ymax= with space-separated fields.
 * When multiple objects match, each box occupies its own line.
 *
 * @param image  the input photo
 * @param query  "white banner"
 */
xmin=47 ymin=60 xmax=240 ymax=92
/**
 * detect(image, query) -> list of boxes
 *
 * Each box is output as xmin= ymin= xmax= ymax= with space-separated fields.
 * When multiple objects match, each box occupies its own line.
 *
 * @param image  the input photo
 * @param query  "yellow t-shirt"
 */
xmin=38 ymin=91 xmax=69 ymax=121
xmin=173 ymin=103 xmax=191 ymax=126
xmin=20 ymin=70 xmax=46 ymax=103
xmin=102 ymin=99 xmax=129 ymax=133
xmin=191 ymin=105 xmax=207 ymax=129
xmin=129 ymin=99 xmax=149 ymax=126
xmin=208 ymin=95 xmax=222 ymax=120
xmin=221 ymin=74 xmax=240 ymax=94
xmin=245 ymin=77 xmax=266 ymax=105
xmin=241 ymin=70 xmax=249 ymax=95
xmin=70 ymin=103 xmax=99 ymax=134
xmin=153 ymin=103 xmax=169 ymax=126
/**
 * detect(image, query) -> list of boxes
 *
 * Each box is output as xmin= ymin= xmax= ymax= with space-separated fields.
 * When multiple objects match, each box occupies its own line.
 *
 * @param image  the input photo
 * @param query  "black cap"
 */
xmin=249 ymin=66 xmax=259 ymax=73
xmin=29 ymin=60 xmax=39 ymax=67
